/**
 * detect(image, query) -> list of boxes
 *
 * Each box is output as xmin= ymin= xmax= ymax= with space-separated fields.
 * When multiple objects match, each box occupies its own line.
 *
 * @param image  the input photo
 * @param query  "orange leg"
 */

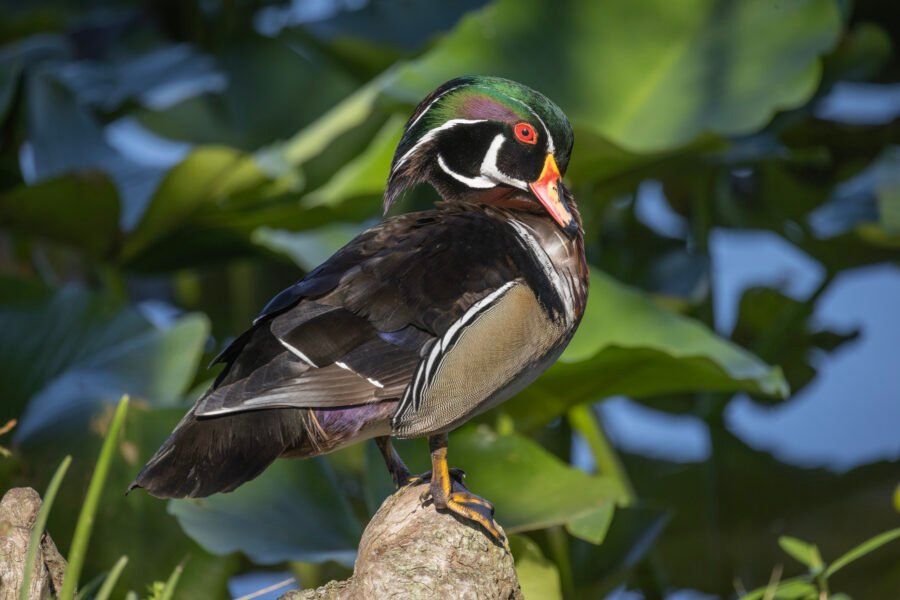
xmin=423 ymin=433 xmax=503 ymax=542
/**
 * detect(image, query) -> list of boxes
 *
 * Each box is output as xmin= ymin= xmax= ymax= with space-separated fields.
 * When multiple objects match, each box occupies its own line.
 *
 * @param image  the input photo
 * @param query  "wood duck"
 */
xmin=131 ymin=76 xmax=589 ymax=541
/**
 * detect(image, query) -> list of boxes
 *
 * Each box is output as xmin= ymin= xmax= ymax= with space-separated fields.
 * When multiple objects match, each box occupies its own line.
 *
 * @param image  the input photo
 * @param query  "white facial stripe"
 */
xmin=404 ymin=82 xmax=468 ymax=139
xmin=394 ymin=118 xmax=488 ymax=172
xmin=480 ymin=134 xmax=529 ymax=190
xmin=437 ymin=154 xmax=495 ymax=188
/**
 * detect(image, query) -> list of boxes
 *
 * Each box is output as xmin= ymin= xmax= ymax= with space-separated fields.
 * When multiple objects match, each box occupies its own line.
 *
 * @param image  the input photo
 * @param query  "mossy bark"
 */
xmin=0 ymin=488 xmax=67 ymax=600
xmin=282 ymin=484 xmax=522 ymax=599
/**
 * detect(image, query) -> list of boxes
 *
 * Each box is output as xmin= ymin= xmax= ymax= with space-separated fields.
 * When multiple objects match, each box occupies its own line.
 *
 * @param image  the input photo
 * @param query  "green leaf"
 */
xmin=808 ymin=146 xmax=900 ymax=244
xmin=61 ymin=45 xmax=219 ymax=113
xmin=566 ymin=503 xmax=615 ymax=545
xmin=22 ymin=68 xmax=159 ymax=223
xmin=300 ymin=0 xmax=487 ymax=51
xmin=168 ymin=458 xmax=363 ymax=566
xmin=384 ymin=0 xmax=842 ymax=152
xmin=509 ymin=535 xmax=563 ymax=600
xmin=449 ymin=427 xmax=624 ymax=534
xmin=0 ymin=280 xmax=208 ymax=441
xmin=252 ymin=222 xmax=365 ymax=271
xmin=0 ymin=174 xmax=120 ymax=257
xmin=120 ymin=146 xmax=272 ymax=262
xmin=822 ymin=22 xmax=892 ymax=85
xmin=137 ymin=38 xmax=357 ymax=151
xmin=505 ymin=270 xmax=789 ymax=429
xmin=824 ymin=527 xmax=900 ymax=577
xmin=366 ymin=427 xmax=623 ymax=543
xmin=0 ymin=56 xmax=21 ymax=126
xmin=302 ymin=114 xmax=405 ymax=208
xmin=731 ymin=286 xmax=858 ymax=401
xmin=778 ymin=535 xmax=823 ymax=571
xmin=739 ymin=577 xmax=818 ymax=600
xmin=874 ymin=146 xmax=900 ymax=234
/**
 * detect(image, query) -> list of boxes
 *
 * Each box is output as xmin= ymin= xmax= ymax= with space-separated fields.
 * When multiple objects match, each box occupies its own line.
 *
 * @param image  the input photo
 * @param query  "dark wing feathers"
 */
xmin=197 ymin=207 xmax=532 ymax=418
xmin=271 ymin=304 xmax=376 ymax=367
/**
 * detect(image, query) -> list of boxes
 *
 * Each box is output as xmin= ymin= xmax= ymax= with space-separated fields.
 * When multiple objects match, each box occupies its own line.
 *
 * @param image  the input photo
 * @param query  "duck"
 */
xmin=131 ymin=75 xmax=589 ymax=541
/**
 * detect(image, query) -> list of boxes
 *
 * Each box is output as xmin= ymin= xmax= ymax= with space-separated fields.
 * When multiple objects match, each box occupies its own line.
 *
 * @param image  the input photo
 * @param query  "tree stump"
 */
xmin=282 ymin=483 xmax=522 ymax=600
xmin=0 ymin=488 xmax=67 ymax=600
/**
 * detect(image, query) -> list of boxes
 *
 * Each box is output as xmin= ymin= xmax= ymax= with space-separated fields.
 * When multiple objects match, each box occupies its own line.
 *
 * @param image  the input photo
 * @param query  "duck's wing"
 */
xmin=194 ymin=209 xmax=548 ymax=419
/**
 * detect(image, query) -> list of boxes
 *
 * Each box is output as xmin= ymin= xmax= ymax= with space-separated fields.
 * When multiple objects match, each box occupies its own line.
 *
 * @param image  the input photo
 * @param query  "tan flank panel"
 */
xmin=397 ymin=284 xmax=560 ymax=436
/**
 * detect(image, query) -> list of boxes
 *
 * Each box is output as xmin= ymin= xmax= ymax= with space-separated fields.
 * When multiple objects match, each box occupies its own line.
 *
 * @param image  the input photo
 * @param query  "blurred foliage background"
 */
xmin=1 ymin=0 xmax=899 ymax=598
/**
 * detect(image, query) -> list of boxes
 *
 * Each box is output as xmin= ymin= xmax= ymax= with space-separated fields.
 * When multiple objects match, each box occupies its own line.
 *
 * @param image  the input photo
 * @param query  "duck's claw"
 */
xmin=421 ymin=433 xmax=503 ymax=542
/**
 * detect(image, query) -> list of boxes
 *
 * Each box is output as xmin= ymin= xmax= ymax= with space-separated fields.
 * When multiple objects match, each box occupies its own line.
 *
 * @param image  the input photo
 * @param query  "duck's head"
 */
xmin=385 ymin=76 xmax=576 ymax=234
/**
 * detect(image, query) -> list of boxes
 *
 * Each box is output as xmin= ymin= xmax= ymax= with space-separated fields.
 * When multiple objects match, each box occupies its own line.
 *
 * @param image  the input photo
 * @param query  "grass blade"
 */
xmin=59 ymin=395 xmax=130 ymax=600
xmin=94 ymin=556 xmax=129 ymax=600
xmin=74 ymin=571 xmax=106 ymax=600
xmin=778 ymin=535 xmax=823 ymax=571
xmin=159 ymin=561 xmax=185 ymax=600
xmin=824 ymin=527 xmax=900 ymax=577
xmin=19 ymin=455 xmax=71 ymax=600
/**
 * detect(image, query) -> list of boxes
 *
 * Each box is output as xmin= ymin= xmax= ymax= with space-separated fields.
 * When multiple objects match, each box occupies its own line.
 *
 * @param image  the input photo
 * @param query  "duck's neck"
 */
xmin=451 ymin=190 xmax=588 ymax=323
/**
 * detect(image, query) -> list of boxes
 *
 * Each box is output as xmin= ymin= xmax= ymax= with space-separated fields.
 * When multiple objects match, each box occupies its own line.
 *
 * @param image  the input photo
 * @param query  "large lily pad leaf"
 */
xmin=120 ymin=147 xmax=266 ymax=259
xmin=297 ymin=0 xmax=488 ymax=51
xmin=22 ymin=66 xmax=163 ymax=224
xmin=731 ymin=285 xmax=858 ymax=401
xmin=0 ymin=278 xmax=208 ymax=442
xmin=168 ymin=457 xmax=363 ymax=566
xmin=504 ymin=270 xmax=789 ymax=429
xmin=384 ymin=0 xmax=842 ymax=152
xmin=56 ymin=43 xmax=222 ymax=113
xmin=451 ymin=427 xmax=625 ymax=535
xmin=808 ymin=146 xmax=900 ymax=241
xmin=252 ymin=222 xmax=364 ymax=271
xmin=136 ymin=37 xmax=357 ymax=151
xmin=508 ymin=535 xmax=563 ymax=600
xmin=0 ymin=173 xmax=120 ymax=257
xmin=377 ymin=427 xmax=626 ymax=540
xmin=301 ymin=114 xmax=405 ymax=208
xmin=264 ymin=0 xmax=841 ymax=210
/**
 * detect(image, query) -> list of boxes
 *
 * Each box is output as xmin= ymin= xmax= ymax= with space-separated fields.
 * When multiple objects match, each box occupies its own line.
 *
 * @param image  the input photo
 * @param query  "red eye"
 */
xmin=514 ymin=122 xmax=537 ymax=145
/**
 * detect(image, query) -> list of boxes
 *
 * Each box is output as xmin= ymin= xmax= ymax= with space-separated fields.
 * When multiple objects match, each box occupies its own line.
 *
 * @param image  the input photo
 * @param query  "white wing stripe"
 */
xmin=277 ymin=338 xmax=317 ymax=366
